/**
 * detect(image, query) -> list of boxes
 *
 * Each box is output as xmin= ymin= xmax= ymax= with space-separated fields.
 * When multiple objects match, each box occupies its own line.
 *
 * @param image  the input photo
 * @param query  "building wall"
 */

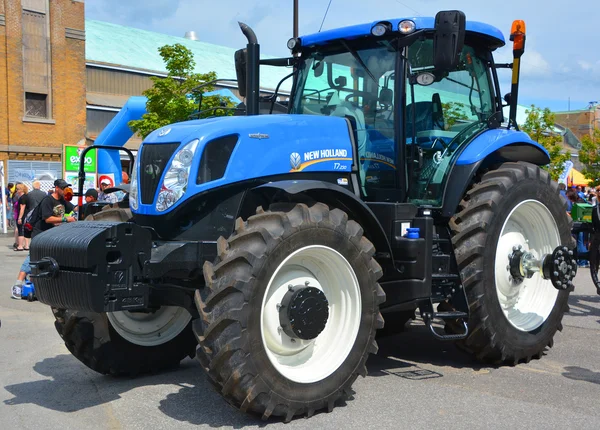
xmin=555 ymin=107 xmax=600 ymax=142
xmin=0 ymin=0 xmax=86 ymax=176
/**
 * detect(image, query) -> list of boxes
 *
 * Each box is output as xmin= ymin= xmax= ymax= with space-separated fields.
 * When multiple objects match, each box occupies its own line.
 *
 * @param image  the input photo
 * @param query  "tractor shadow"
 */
xmin=567 ymin=294 xmax=600 ymax=323
xmin=2 ymin=354 xmax=270 ymax=428
xmin=562 ymin=366 xmax=600 ymax=385
xmin=367 ymin=319 xmax=497 ymax=378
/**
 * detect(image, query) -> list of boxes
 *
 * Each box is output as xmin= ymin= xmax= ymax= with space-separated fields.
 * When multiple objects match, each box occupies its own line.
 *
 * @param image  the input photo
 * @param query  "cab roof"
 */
xmin=300 ymin=17 xmax=506 ymax=50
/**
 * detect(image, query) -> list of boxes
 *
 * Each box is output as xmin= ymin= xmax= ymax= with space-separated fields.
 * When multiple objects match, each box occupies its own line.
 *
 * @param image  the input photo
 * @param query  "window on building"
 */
xmin=25 ymin=93 xmax=48 ymax=118
xmin=22 ymin=1 xmax=52 ymax=120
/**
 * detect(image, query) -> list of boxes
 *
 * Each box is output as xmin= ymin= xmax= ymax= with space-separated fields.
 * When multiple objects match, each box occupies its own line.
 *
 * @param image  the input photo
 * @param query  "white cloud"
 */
xmin=85 ymin=0 xmax=600 ymax=109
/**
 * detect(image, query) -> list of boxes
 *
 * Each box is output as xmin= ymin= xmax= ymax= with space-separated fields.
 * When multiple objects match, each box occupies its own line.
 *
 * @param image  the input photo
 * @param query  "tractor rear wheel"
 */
xmin=450 ymin=162 xmax=573 ymax=364
xmin=51 ymin=207 xmax=197 ymax=376
xmin=194 ymin=203 xmax=385 ymax=421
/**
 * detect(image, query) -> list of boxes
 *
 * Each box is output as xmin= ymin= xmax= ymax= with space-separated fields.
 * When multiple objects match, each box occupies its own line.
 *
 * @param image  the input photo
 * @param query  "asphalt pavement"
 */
xmin=1 ymin=233 xmax=599 ymax=429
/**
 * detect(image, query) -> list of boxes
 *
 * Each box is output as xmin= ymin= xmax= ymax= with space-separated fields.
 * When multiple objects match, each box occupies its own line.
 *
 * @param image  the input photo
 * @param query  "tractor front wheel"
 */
xmin=194 ymin=203 xmax=385 ymax=421
xmin=51 ymin=207 xmax=197 ymax=376
xmin=451 ymin=162 xmax=573 ymax=364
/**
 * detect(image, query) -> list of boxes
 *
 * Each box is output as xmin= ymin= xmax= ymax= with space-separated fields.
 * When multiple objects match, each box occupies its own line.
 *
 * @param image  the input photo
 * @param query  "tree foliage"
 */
xmin=129 ymin=43 xmax=235 ymax=138
xmin=520 ymin=105 xmax=570 ymax=181
xmin=441 ymin=102 xmax=469 ymax=129
xmin=578 ymin=127 xmax=600 ymax=187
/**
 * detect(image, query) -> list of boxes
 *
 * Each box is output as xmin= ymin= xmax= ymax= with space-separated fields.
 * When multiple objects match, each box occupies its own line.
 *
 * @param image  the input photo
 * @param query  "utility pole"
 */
xmin=293 ymin=0 xmax=299 ymax=39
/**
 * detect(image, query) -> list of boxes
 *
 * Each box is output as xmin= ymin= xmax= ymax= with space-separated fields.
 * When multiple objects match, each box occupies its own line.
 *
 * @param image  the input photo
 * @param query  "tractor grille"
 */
xmin=139 ymin=143 xmax=180 ymax=204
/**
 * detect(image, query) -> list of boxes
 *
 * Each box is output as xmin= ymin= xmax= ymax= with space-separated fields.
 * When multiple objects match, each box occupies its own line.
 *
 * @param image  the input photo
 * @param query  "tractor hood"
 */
xmin=134 ymin=114 xmax=355 ymax=215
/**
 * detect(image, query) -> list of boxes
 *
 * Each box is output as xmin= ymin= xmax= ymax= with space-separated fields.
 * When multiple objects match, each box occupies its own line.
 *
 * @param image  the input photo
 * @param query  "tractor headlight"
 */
xmin=129 ymin=154 xmax=139 ymax=211
xmin=398 ymin=20 xmax=416 ymax=34
xmin=156 ymin=139 xmax=199 ymax=212
xmin=371 ymin=22 xmax=390 ymax=37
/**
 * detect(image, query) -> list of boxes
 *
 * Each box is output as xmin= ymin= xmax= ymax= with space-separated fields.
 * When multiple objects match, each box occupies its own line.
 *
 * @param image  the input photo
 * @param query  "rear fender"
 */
xmin=441 ymin=140 xmax=550 ymax=217
xmin=240 ymin=180 xmax=393 ymax=259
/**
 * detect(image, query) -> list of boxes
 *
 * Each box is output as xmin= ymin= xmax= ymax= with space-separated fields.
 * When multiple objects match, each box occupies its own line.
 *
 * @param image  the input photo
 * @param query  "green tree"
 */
xmin=441 ymin=102 xmax=469 ymax=129
xmin=129 ymin=43 xmax=235 ymax=138
xmin=521 ymin=105 xmax=570 ymax=181
xmin=578 ymin=127 xmax=600 ymax=187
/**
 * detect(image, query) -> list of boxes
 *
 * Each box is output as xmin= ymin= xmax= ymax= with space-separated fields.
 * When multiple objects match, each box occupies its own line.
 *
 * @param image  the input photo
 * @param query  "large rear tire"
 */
xmin=450 ymin=162 xmax=574 ymax=364
xmin=194 ymin=203 xmax=385 ymax=421
xmin=51 ymin=208 xmax=197 ymax=376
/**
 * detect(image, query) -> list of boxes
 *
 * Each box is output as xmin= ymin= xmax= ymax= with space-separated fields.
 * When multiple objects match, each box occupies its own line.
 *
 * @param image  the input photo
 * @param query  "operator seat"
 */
xmin=405 ymin=93 xmax=445 ymax=141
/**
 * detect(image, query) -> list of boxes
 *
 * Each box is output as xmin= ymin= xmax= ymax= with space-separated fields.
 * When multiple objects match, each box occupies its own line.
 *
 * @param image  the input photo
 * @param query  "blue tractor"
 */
xmin=31 ymin=11 xmax=578 ymax=421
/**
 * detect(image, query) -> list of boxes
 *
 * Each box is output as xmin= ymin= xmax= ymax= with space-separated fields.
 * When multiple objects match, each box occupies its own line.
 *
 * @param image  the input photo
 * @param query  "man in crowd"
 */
xmin=99 ymin=179 xmax=118 ymax=204
xmin=27 ymin=181 xmax=47 ymax=209
xmin=82 ymin=188 xmax=98 ymax=219
xmin=12 ymin=179 xmax=77 ymax=299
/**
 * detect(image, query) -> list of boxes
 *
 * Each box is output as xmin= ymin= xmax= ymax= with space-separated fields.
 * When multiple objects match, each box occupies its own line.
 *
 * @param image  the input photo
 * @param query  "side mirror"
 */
xmin=313 ymin=60 xmax=324 ymax=77
xmin=234 ymin=48 xmax=247 ymax=97
xmin=334 ymin=76 xmax=347 ymax=87
xmin=433 ymin=10 xmax=466 ymax=73
xmin=504 ymin=93 xmax=512 ymax=105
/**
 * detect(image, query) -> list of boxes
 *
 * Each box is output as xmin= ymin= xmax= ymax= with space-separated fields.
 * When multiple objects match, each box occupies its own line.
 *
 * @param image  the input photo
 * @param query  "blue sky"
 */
xmin=86 ymin=0 xmax=600 ymax=112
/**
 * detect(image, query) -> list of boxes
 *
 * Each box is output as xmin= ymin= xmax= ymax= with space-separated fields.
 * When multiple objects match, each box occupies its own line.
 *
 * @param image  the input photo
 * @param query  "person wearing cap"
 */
xmin=31 ymin=179 xmax=77 ymax=238
xmin=82 ymin=188 xmax=99 ymax=219
xmin=98 ymin=179 xmax=118 ymax=204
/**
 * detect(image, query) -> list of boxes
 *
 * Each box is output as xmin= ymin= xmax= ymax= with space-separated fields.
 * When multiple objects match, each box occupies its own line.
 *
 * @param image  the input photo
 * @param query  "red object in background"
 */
xmin=63 ymin=187 xmax=74 ymax=202
xmin=98 ymin=175 xmax=115 ymax=188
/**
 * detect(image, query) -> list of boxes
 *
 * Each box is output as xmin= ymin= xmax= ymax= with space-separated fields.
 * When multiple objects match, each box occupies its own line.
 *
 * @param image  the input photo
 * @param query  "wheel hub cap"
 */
xmin=280 ymin=286 xmax=329 ymax=340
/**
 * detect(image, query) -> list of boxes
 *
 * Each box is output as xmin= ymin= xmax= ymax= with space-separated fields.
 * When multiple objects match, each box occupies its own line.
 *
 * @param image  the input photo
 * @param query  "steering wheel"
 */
xmin=345 ymin=91 xmax=375 ymax=104
xmin=431 ymin=137 xmax=449 ymax=150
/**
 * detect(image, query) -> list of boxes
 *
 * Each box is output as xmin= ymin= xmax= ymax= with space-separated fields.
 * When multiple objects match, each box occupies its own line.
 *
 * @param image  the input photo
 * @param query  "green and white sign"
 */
xmin=64 ymin=145 xmax=97 ymax=173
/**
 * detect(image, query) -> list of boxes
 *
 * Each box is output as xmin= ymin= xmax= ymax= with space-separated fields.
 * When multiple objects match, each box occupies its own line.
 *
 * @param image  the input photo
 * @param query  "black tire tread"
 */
xmin=450 ymin=161 xmax=573 ymax=364
xmin=194 ymin=202 xmax=384 ymax=421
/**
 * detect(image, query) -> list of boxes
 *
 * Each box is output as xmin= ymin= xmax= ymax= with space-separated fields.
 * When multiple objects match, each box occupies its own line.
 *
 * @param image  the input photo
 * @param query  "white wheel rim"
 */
xmin=260 ymin=245 xmax=362 ymax=383
xmin=107 ymin=307 xmax=191 ymax=347
xmin=494 ymin=199 xmax=560 ymax=332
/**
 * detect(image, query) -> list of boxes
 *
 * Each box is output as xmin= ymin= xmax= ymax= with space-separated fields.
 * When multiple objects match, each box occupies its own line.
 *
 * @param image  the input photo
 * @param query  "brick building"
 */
xmin=554 ymin=105 xmax=600 ymax=143
xmin=0 ymin=0 xmax=86 ymax=183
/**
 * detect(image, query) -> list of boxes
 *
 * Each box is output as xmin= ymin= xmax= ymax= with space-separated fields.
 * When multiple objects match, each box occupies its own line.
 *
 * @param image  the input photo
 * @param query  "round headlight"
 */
xmin=178 ymin=149 xmax=194 ymax=167
xmin=371 ymin=23 xmax=388 ymax=37
xmin=287 ymin=38 xmax=298 ymax=50
xmin=398 ymin=20 xmax=416 ymax=34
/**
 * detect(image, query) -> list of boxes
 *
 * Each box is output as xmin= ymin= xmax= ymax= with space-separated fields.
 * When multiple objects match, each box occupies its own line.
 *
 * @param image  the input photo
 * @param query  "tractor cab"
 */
xmin=286 ymin=13 xmax=505 ymax=205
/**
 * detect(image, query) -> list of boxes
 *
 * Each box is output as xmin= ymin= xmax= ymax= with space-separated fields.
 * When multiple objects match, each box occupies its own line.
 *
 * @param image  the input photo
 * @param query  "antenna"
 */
xmin=319 ymin=0 xmax=333 ymax=32
xmin=396 ymin=0 xmax=421 ymax=16
xmin=293 ymin=0 xmax=299 ymax=39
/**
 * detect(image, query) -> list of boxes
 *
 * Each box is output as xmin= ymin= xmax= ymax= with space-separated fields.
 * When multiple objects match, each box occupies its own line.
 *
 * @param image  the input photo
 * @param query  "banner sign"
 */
xmin=558 ymin=160 xmax=574 ymax=185
xmin=64 ymin=145 xmax=97 ymax=173
xmin=64 ymin=173 xmax=97 ymax=194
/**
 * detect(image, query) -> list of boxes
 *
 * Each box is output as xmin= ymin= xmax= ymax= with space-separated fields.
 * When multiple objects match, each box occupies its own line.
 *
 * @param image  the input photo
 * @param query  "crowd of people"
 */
xmin=559 ymin=183 xmax=599 ymax=267
xmin=4 ymin=173 xmax=129 ymax=299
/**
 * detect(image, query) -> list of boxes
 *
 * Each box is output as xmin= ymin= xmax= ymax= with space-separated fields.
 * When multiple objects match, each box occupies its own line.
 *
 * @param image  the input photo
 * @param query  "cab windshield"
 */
xmin=405 ymin=38 xmax=495 ymax=205
xmin=291 ymin=40 xmax=399 ymax=194
xmin=291 ymin=35 xmax=497 ymax=205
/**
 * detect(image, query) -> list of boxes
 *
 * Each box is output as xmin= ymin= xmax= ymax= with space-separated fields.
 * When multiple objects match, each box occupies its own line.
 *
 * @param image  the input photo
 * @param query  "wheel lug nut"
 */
xmin=554 ymin=260 xmax=559 ymax=265
xmin=276 ymin=304 xmax=282 ymax=311
xmin=553 ymin=271 xmax=559 ymax=277
xmin=290 ymin=338 xmax=296 ymax=343
xmin=568 ymin=250 xmax=573 ymax=256
xmin=288 ymin=284 xmax=294 ymax=291
xmin=305 ymin=280 xmax=310 ymax=286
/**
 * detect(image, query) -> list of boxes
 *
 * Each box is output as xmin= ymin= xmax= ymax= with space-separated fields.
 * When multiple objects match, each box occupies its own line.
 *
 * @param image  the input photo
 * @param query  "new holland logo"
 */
xmin=158 ymin=127 xmax=171 ymax=137
xmin=290 ymin=152 xmax=301 ymax=170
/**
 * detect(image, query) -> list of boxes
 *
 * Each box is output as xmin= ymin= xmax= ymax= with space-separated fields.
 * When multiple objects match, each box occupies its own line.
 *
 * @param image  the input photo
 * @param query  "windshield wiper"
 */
xmin=339 ymin=40 xmax=378 ymax=86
